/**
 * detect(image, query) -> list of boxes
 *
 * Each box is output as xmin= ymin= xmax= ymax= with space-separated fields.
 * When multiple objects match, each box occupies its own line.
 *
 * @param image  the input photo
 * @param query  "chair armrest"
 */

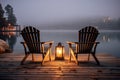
xmin=67 ymin=41 xmax=100 ymax=53
xmin=67 ymin=41 xmax=78 ymax=53
xmin=41 ymin=40 xmax=54 ymax=48
xmin=92 ymin=41 xmax=100 ymax=54
xmin=41 ymin=41 xmax=54 ymax=53
xmin=21 ymin=42 xmax=26 ymax=44
xmin=67 ymin=41 xmax=78 ymax=49
xmin=94 ymin=41 xmax=100 ymax=44
xmin=41 ymin=40 xmax=54 ymax=45
xmin=66 ymin=41 xmax=78 ymax=45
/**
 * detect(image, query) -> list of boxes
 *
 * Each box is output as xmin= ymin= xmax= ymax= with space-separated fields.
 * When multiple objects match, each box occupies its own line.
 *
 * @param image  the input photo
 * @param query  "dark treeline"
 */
xmin=0 ymin=4 xmax=17 ymax=28
xmin=0 ymin=4 xmax=17 ymax=52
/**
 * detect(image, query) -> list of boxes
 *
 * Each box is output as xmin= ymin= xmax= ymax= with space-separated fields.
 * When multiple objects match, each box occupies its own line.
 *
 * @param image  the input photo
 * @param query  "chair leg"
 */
xmin=76 ymin=54 xmax=78 ymax=60
xmin=42 ymin=49 xmax=51 ymax=65
xmin=88 ymin=53 xmax=90 ymax=61
xmin=42 ymin=54 xmax=44 ymax=61
xmin=69 ymin=48 xmax=78 ymax=64
xmin=69 ymin=53 xmax=71 ymax=62
xmin=32 ymin=53 xmax=34 ymax=61
xmin=21 ymin=54 xmax=29 ymax=65
xmin=68 ymin=48 xmax=71 ymax=62
xmin=49 ymin=49 xmax=51 ymax=61
xmin=76 ymin=54 xmax=79 ymax=65
xmin=49 ymin=53 xmax=51 ymax=61
xmin=92 ymin=53 xmax=100 ymax=65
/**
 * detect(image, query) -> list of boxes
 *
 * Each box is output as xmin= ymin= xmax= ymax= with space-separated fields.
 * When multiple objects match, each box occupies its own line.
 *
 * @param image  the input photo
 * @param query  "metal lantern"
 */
xmin=55 ymin=42 xmax=64 ymax=60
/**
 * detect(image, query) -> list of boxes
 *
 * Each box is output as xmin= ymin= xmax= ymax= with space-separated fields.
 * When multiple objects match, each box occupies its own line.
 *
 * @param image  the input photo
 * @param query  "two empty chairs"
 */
xmin=21 ymin=26 xmax=100 ymax=65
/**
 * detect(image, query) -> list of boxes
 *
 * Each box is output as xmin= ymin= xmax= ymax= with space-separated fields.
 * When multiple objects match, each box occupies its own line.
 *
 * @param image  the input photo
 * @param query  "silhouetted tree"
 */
xmin=0 ymin=4 xmax=7 ymax=28
xmin=5 ymin=4 xmax=17 ymax=26
xmin=0 ymin=3 xmax=4 ymax=18
xmin=0 ymin=4 xmax=17 ymax=52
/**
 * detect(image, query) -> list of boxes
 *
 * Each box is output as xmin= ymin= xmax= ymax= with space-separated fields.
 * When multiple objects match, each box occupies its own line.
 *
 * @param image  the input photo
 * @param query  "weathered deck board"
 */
xmin=0 ymin=53 xmax=120 ymax=80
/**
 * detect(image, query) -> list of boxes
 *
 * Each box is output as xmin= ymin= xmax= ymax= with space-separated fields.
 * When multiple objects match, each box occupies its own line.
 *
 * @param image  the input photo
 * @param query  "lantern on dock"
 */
xmin=55 ymin=42 xmax=64 ymax=60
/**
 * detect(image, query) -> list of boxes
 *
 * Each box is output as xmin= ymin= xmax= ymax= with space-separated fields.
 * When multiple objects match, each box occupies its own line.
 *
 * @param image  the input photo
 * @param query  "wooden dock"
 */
xmin=0 ymin=53 xmax=120 ymax=80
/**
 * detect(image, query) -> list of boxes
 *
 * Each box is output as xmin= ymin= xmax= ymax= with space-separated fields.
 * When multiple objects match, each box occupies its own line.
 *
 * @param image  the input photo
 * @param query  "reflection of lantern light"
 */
xmin=55 ymin=42 xmax=64 ymax=60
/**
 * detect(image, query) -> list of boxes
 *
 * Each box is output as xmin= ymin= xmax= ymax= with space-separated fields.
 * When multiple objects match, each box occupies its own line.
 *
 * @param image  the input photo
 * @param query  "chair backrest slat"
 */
xmin=78 ymin=26 xmax=99 ymax=53
xmin=21 ymin=26 xmax=41 ymax=53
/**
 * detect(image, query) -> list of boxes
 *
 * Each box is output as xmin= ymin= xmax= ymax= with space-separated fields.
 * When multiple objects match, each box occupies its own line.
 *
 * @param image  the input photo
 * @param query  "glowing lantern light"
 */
xmin=55 ymin=42 xmax=64 ymax=60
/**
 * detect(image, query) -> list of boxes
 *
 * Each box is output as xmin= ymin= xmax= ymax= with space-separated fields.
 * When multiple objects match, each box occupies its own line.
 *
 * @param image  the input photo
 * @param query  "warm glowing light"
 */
xmin=55 ymin=42 xmax=64 ymax=60
xmin=56 ymin=47 xmax=63 ymax=57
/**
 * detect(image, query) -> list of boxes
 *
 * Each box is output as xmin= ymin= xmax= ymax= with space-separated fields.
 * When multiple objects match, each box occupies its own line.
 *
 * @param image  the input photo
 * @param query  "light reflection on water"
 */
xmin=0 ymin=30 xmax=120 ymax=58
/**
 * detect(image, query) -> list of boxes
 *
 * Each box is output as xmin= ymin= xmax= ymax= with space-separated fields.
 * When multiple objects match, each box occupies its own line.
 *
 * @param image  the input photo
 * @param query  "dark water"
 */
xmin=1 ymin=30 xmax=120 ymax=58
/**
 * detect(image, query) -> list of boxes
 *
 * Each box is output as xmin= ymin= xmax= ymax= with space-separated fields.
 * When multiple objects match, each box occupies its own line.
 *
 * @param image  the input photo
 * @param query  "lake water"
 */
xmin=1 ymin=30 xmax=120 ymax=58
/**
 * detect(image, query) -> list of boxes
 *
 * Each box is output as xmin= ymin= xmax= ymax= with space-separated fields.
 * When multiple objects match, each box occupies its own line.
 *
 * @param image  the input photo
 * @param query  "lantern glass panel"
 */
xmin=56 ymin=47 xmax=63 ymax=58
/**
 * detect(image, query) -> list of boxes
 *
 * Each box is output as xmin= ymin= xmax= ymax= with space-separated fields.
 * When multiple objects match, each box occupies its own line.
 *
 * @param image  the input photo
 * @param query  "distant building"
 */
xmin=103 ymin=16 xmax=111 ymax=23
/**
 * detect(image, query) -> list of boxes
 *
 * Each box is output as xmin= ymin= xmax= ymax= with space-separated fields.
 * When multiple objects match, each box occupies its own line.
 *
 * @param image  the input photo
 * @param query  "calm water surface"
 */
xmin=1 ymin=30 xmax=120 ymax=58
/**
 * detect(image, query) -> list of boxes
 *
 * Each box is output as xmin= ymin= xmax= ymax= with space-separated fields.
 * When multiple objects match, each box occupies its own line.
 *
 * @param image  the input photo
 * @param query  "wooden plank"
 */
xmin=0 ymin=53 xmax=120 ymax=80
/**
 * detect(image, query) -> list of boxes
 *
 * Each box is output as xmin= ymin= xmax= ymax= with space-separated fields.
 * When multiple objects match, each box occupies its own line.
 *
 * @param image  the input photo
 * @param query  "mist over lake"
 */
xmin=0 ymin=0 xmax=120 ymax=57
xmin=1 ymin=0 xmax=120 ymax=30
xmin=7 ymin=30 xmax=119 ymax=58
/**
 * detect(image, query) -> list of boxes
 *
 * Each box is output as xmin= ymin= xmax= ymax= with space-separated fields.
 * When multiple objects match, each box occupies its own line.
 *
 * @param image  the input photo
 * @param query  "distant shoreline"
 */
xmin=40 ymin=29 xmax=120 ymax=32
xmin=99 ymin=29 xmax=120 ymax=32
xmin=0 ymin=29 xmax=120 ymax=32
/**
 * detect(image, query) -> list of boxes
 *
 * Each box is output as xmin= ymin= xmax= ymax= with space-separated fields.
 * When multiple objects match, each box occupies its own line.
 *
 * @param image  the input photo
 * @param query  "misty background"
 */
xmin=1 ymin=0 xmax=120 ymax=30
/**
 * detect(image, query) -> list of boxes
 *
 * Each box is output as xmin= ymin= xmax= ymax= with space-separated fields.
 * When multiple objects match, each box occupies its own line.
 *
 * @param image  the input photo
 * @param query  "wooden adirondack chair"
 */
xmin=20 ymin=26 xmax=53 ymax=65
xmin=67 ymin=26 xmax=100 ymax=65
